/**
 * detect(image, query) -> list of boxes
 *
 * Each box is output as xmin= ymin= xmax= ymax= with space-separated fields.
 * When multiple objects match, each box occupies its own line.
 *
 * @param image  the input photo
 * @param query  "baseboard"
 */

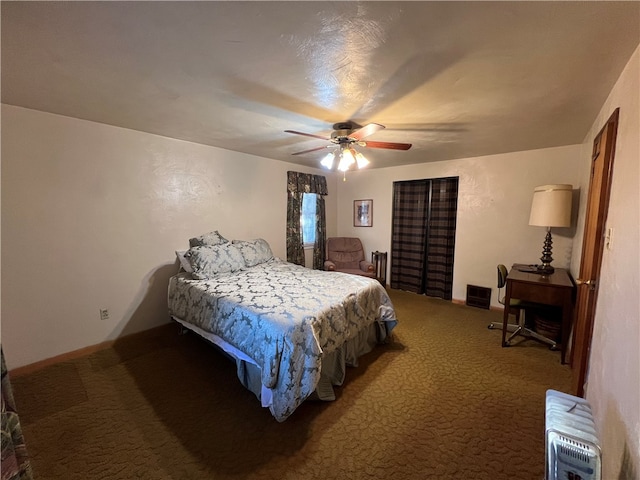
xmin=8 ymin=342 xmax=115 ymax=378
xmin=9 ymin=323 xmax=173 ymax=378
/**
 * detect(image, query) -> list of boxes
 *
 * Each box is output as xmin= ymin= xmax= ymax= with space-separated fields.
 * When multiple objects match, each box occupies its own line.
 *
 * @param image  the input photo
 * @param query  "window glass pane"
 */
xmin=301 ymin=193 xmax=317 ymax=245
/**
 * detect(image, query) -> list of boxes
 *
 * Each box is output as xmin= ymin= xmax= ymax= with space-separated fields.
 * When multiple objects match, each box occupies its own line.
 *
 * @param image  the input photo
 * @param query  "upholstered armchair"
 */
xmin=324 ymin=237 xmax=376 ymax=278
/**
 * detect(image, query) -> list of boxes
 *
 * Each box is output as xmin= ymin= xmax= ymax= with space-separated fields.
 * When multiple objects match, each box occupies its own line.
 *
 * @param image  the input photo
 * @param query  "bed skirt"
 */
xmin=172 ymin=316 xmax=386 ymax=409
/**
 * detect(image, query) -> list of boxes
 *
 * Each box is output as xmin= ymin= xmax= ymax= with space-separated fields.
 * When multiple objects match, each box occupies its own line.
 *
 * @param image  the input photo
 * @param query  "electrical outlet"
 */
xmin=99 ymin=308 xmax=110 ymax=321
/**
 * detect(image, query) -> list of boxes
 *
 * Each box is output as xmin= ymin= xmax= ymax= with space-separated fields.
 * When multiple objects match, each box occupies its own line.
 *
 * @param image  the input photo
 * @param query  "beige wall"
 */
xmin=573 ymin=45 xmax=639 ymax=479
xmin=1 ymin=105 xmax=338 ymax=368
xmin=335 ymin=146 xmax=582 ymax=307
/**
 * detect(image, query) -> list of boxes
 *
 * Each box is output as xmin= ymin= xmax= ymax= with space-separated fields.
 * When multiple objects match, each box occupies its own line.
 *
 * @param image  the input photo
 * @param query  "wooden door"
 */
xmin=571 ymin=108 xmax=619 ymax=397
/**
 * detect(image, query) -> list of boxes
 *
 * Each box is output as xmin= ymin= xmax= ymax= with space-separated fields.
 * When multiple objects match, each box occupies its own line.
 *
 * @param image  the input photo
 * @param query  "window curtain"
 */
xmin=286 ymin=171 xmax=328 ymax=267
xmin=390 ymin=177 xmax=458 ymax=300
xmin=313 ymin=194 xmax=327 ymax=270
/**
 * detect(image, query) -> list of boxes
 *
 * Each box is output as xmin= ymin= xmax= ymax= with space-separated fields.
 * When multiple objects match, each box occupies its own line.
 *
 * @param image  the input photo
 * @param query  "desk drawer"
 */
xmin=510 ymin=282 xmax=567 ymax=306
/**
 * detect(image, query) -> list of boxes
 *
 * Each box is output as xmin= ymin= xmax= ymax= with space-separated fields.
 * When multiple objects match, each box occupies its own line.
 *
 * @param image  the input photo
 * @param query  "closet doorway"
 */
xmin=390 ymin=177 xmax=459 ymax=300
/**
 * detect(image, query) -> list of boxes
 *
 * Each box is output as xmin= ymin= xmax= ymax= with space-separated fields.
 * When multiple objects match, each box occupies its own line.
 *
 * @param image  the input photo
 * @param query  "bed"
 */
xmin=167 ymin=235 xmax=397 ymax=422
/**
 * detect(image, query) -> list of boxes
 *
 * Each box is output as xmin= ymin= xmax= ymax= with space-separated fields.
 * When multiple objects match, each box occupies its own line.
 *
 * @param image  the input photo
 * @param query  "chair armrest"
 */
xmin=359 ymin=260 xmax=375 ymax=273
xmin=324 ymin=260 xmax=336 ymax=271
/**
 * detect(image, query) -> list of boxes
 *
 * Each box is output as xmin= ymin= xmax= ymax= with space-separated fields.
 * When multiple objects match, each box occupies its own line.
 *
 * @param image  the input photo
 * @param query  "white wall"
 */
xmin=573 ymin=46 xmax=639 ymax=479
xmin=335 ymin=146 xmax=582 ymax=306
xmin=1 ymin=105 xmax=338 ymax=368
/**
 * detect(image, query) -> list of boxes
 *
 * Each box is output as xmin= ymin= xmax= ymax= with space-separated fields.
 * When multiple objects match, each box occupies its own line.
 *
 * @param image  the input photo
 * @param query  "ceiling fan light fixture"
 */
xmin=285 ymin=122 xmax=412 ymax=171
xmin=338 ymin=147 xmax=355 ymax=171
xmin=355 ymin=151 xmax=369 ymax=169
xmin=337 ymin=155 xmax=350 ymax=172
xmin=320 ymin=152 xmax=335 ymax=169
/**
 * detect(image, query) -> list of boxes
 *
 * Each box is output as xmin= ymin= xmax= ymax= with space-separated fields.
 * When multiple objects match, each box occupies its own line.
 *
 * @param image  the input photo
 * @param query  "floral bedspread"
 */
xmin=168 ymin=258 xmax=397 ymax=421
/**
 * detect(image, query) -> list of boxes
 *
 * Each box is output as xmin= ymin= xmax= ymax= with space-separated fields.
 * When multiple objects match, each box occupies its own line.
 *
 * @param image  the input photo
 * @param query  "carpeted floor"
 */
xmin=10 ymin=289 xmax=571 ymax=479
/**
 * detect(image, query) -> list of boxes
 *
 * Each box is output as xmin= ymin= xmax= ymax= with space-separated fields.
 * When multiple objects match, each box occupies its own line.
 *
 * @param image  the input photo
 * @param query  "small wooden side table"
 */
xmin=502 ymin=266 xmax=575 ymax=364
xmin=371 ymin=251 xmax=387 ymax=286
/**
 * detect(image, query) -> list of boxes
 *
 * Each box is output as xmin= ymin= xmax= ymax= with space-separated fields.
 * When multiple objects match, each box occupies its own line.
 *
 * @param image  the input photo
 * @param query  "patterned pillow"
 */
xmin=232 ymin=238 xmax=274 ymax=267
xmin=188 ymin=230 xmax=229 ymax=248
xmin=186 ymin=244 xmax=245 ymax=279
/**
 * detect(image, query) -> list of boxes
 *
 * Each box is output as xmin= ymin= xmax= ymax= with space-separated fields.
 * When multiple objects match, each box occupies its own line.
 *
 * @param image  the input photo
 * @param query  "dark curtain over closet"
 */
xmin=390 ymin=177 xmax=458 ymax=300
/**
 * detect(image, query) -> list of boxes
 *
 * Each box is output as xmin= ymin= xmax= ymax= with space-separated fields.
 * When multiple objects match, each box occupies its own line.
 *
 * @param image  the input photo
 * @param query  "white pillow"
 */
xmin=186 ymin=244 xmax=245 ymax=279
xmin=232 ymin=238 xmax=274 ymax=267
xmin=175 ymin=250 xmax=193 ymax=273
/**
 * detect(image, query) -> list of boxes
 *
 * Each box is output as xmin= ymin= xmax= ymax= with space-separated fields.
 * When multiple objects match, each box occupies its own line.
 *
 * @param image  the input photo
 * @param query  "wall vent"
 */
xmin=466 ymin=285 xmax=491 ymax=309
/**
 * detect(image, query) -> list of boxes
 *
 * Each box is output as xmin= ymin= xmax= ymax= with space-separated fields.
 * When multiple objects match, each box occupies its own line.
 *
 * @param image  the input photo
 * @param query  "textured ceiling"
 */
xmin=2 ymin=1 xmax=639 ymax=170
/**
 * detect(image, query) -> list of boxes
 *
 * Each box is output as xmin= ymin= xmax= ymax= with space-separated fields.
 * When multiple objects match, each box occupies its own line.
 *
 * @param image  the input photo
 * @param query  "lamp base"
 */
xmin=538 ymin=229 xmax=555 ymax=275
xmin=537 ymin=263 xmax=555 ymax=275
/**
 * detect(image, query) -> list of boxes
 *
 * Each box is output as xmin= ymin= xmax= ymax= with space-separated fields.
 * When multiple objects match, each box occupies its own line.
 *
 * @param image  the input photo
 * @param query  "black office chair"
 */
xmin=488 ymin=264 xmax=557 ymax=348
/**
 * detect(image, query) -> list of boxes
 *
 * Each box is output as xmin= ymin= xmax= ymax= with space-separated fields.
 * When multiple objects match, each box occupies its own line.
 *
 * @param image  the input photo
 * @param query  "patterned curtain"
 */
xmin=1 ymin=348 xmax=34 ymax=480
xmin=313 ymin=194 xmax=326 ymax=269
xmin=390 ymin=177 xmax=458 ymax=300
xmin=286 ymin=171 xmax=328 ymax=267
xmin=390 ymin=180 xmax=430 ymax=293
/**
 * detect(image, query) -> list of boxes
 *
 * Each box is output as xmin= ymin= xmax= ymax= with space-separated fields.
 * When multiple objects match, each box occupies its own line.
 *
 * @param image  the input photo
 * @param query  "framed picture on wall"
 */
xmin=354 ymin=199 xmax=373 ymax=227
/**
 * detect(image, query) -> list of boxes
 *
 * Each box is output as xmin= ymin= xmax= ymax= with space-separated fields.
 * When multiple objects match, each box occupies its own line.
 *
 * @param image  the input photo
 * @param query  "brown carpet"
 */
xmin=10 ymin=289 xmax=571 ymax=479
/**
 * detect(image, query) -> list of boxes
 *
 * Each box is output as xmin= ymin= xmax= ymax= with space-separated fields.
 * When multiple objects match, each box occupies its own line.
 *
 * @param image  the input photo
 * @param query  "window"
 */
xmin=301 ymin=193 xmax=317 ymax=246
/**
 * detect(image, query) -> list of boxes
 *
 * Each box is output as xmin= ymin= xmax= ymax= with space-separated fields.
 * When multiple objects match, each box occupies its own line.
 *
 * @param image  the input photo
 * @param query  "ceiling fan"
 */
xmin=285 ymin=122 xmax=412 ymax=171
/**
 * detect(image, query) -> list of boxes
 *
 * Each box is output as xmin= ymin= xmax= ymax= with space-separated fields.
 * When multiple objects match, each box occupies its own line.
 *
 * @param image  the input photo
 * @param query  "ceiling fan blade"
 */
xmin=349 ymin=123 xmax=385 ymax=141
xmin=362 ymin=140 xmax=412 ymax=151
xmin=285 ymin=130 xmax=331 ymax=141
xmin=291 ymin=146 xmax=331 ymax=156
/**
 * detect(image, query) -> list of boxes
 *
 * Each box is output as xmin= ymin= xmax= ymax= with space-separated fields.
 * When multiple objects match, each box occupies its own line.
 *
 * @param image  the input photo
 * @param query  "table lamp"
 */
xmin=528 ymin=184 xmax=573 ymax=274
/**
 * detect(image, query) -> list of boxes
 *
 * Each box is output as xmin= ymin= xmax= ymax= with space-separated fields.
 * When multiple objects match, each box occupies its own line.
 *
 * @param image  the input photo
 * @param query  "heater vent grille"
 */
xmin=545 ymin=390 xmax=601 ymax=480
xmin=466 ymin=285 xmax=491 ymax=309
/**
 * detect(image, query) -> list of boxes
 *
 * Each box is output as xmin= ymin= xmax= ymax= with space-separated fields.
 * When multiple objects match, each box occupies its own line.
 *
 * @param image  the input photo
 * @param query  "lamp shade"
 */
xmin=529 ymin=184 xmax=573 ymax=227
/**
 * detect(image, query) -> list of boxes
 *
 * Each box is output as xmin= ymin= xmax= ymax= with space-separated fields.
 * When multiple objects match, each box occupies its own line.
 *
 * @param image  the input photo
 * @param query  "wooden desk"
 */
xmin=502 ymin=266 xmax=575 ymax=364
